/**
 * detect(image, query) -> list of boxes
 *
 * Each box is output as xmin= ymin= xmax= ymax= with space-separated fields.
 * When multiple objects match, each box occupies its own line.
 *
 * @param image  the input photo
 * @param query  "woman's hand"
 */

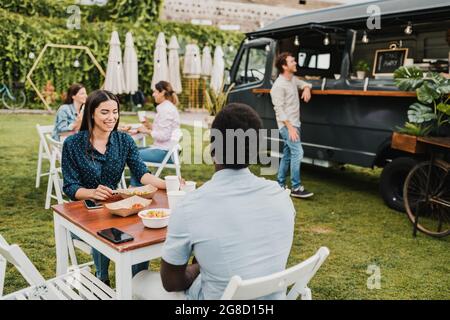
xmin=137 ymin=125 xmax=151 ymax=134
xmin=90 ymin=185 xmax=113 ymax=201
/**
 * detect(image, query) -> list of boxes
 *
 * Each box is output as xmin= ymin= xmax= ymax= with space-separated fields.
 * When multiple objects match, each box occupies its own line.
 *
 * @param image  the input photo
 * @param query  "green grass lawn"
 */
xmin=0 ymin=113 xmax=449 ymax=299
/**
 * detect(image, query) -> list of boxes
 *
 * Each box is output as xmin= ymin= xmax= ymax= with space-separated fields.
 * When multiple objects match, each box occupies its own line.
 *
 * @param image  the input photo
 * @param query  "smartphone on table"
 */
xmin=84 ymin=199 xmax=103 ymax=210
xmin=97 ymin=227 xmax=134 ymax=244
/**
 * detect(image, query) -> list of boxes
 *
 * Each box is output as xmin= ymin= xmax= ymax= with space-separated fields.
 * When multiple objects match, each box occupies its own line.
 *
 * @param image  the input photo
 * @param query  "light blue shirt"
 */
xmin=52 ymin=103 xmax=78 ymax=141
xmin=162 ymin=168 xmax=295 ymax=300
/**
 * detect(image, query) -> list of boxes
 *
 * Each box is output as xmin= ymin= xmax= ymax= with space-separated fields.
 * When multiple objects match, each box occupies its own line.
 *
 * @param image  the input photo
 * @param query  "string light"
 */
xmin=294 ymin=36 xmax=300 ymax=46
xmin=323 ymin=33 xmax=330 ymax=46
xmin=73 ymin=59 xmax=80 ymax=68
xmin=28 ymin=52 xmax=35 ymax=60
xmin=265 ymin=44 xmax=270 ymax=52
xmin=404 ymin=21 xmax=413 ymax=35
xmin=362 ymin=31 xmax=369 ymax=44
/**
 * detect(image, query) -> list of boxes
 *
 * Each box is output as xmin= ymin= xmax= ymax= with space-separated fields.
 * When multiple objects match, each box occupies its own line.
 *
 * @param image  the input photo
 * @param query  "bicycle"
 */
xmin=402 ymin=137 xmax=450 ymax=238
xmin=0 ymin=82 xmax=27 ymax=110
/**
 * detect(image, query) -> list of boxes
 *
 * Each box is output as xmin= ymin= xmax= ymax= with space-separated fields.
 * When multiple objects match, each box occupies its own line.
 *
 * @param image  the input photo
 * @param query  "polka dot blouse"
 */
xmin=62 ymin=130 xmax=149 ymax=200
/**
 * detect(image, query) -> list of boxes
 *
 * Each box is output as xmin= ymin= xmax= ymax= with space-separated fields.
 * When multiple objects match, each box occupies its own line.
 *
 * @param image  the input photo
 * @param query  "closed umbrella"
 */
xmin=201 ymin=46 xmax=213 ymax=77
xmin=168 ymin=35 xmax=182 ymax=94
xmin=123 ymin=32 xmax=139 ymax=94
xmin=104 ymin=31 xmax=126 ymax=94
xmin=183 ymin=43 xmax=202 ymax=77
xmin=183 ymin=43 xmax=202 ymax=109
xmin=151 ymin=32 xmax=169 ymax=90
xmin=210 ymin=45 xmax=225 ymax=93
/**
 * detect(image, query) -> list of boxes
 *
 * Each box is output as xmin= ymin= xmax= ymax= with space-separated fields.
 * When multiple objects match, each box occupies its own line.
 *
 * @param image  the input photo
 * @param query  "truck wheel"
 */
xmin=379 ymin=157 xmax=418 ymax=212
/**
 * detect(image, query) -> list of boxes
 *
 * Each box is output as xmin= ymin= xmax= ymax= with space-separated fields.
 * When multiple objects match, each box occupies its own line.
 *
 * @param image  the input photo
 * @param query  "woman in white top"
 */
xmin=130 ymin=81 xmax=180 ymax=186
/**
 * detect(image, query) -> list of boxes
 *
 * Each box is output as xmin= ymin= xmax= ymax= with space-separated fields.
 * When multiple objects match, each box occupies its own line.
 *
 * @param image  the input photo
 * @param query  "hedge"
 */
xmin=0 ymin=2 xmax=244 ymax=110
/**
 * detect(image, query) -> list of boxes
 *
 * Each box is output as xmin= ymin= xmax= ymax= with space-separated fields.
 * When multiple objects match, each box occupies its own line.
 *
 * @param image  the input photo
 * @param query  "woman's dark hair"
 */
xmin=210 ymin=103 xmax=262 ymax=169
xmin=155 ymin=81 xmax=179 ymax=106
xmin=80 ymin=90 xmax=120 ymax=141
xmin=64 ymin=83 xmax=85 ymax=104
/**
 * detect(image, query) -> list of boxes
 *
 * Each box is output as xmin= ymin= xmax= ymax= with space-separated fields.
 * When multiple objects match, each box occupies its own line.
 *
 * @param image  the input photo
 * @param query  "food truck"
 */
xmin=226 ymin=0 xmax=450 ymax=212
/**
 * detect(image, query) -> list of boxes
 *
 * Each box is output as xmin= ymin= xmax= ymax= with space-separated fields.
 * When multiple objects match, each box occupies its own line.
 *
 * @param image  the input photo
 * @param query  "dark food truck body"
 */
xmin=227 ymin=0 xmax=450 ymax=212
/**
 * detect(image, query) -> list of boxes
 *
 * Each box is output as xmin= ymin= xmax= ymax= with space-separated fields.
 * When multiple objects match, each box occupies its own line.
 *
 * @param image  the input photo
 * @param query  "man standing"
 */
xmin=270 ymin=52 xmax=314 ymax=198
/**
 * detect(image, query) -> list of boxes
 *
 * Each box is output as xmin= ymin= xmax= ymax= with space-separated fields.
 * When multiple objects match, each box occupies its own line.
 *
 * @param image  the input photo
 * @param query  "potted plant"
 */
xmin=204 ymin=82 xmax=235 ymax=128
xmin=394 ymin=66 xmax=450 ymax=136
xmin=355 ymin=60 xmax=370 ymax=79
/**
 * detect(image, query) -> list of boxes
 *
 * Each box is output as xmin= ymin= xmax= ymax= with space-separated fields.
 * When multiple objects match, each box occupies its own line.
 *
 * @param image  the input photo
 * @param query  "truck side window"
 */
xmin=298 ymin=51 xmax=331 ymax=70
xmin=234 ymin=45 xmax=267 ymax=85
xmin=317 ymin=53 xmax=331 ymax=69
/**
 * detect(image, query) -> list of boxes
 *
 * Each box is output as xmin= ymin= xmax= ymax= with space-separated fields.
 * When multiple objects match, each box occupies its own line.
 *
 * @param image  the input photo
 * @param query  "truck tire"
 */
xmin=379 ymin=157 xmax=418 ymax=212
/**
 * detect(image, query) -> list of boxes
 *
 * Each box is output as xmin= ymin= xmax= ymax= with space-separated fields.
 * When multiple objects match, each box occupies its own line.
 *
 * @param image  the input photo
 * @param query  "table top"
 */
xmin=417 ymin=136 xmax=450 ymax=149
xmin=52 ymin=190 xmax=169 ymax=252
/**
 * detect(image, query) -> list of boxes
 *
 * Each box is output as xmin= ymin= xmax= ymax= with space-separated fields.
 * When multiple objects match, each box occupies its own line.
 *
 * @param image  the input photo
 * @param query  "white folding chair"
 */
xmin=221 ymin=247 xmax=330 ymax=300
xmin=45 ymin=135 xmax=64 ymax=210
xmin=35 ymin=124 xmax=54 ymax=188
xmin=0 ymin=234 xmax=115 ymax=300
xmin=44 ymin=136 xmax=93 ymax=270
xmin=144 ymin=128 xmax=182 ymax=178
xmin=132 ymin=247 xmax=329 ymax=300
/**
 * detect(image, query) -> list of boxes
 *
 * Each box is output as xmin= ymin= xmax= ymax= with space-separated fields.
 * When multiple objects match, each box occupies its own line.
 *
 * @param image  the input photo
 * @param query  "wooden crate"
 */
xmin=391 ymin=132 xmax=427 ymax=154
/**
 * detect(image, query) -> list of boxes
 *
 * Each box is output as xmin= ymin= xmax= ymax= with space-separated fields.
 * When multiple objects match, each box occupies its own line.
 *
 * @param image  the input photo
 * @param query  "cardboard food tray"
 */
xmin=105 ymin=195 xmax=152 ymax=217
xmin=116 ymin=185 xmax=158 ymax=199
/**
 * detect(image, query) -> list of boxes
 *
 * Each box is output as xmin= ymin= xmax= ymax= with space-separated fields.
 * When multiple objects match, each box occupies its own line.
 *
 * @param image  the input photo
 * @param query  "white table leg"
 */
xmin=53 ymin=213 xmax=69 ymax=276
xmin=115 ymin=253 xmax=133 ymax=300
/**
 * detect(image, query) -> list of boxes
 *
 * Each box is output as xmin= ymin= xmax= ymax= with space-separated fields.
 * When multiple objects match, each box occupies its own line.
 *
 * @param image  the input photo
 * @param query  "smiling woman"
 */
xmin=60 ymin=89 xmax=167 ymax=284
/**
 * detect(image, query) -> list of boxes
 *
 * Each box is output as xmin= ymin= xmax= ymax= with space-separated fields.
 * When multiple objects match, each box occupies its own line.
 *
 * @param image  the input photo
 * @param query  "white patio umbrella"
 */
xmin=210 ymin=45 xmax=225 ymax=93
xmin=182 ymin=43 xmax=202 ymax=77
xmin=151 ymin=32 xmax=169 ymax=90
xmin=168 ymin=35 xmax=182 ymax=94
xmin=123 ymin=32 xmax=139 ymax=94
xmin=104 ymin=31 xmax=126 ymax=94
xmin=201 ymin=46 xmax=213 ymax=77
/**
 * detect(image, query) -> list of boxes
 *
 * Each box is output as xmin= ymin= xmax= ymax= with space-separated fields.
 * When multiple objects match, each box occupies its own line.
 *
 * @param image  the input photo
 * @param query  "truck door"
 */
xmin=227 ymin=38 xmax=276 ymax=129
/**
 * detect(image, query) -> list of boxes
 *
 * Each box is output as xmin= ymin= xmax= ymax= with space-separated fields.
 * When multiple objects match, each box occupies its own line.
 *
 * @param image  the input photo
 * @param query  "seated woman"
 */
xmin=52 ymin=83 xmax=87 ymax=141
xmin=130 ymin=81 xmax=181 ymax=186
xmin=61 ymin=89 xmax=166 ymax=285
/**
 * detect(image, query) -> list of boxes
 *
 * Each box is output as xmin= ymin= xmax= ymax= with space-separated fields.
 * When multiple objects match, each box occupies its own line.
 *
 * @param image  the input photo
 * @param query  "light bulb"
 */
xmin=265 ymin=44 xmax=270 ymax=52
xmin=323 ymin=33 xmax=330 ymax=46
xmin=362 ymin=31 xmax=369 ymax=44
xmin=294 ymin=35 xmax=300 ymax=46
xmin=73 ymin=59 xmax=80 ymax=68
xmin=404 ymin=22 xmax=413 ymax=35
xmin=244 ymin=39 xmax=249 ymax=44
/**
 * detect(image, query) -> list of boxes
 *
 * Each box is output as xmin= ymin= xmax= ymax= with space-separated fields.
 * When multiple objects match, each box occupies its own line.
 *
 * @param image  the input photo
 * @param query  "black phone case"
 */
xmin=97 ymin=229 xmax=134 ymax=244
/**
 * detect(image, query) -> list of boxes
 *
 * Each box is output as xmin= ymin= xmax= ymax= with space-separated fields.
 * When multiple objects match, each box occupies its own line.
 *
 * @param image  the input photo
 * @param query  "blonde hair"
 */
xmin=155 ymin=81 xmax=179 ymax=106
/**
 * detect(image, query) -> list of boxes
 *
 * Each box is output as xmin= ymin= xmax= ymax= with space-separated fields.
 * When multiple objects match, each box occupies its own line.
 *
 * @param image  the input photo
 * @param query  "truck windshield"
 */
xmin=234 ymin=45 xmax=267 ymax=85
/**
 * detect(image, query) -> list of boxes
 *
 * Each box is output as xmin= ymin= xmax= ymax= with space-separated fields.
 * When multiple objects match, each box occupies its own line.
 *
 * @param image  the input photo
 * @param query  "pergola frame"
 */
xmin=26 ymin=43 xmax=105 ymax=112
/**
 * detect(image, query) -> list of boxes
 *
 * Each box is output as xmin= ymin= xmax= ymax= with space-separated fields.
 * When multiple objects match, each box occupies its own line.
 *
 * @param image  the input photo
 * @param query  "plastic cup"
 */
xmin=165 ymin=175 xmax=180 ymax=192
xmin=167 ymin=190 xmax=186 ymax=210
xmin=181 ymin=181 xmax=196 ymax=192
xmin=137 ymin=111 xmax=147 ymax=122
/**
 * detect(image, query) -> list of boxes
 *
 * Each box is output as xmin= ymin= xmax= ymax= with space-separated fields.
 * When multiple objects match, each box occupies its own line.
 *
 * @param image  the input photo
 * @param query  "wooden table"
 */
xmin=52 ymin=190 xmax=169 ymax=300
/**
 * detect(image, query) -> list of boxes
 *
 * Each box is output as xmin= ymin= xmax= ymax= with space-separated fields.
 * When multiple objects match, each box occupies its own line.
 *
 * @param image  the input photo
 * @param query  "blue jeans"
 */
xmin=71 ymin=233 xmax=148 ymax=282
xmin=130 ymin=148 xmax=172 ymax=186
xmin=278 ymin=126 xmax=304 ymax=190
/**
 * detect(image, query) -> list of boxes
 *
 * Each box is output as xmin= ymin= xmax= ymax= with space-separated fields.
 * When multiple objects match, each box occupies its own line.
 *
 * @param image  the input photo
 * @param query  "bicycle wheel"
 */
xmin=2 ymin=87 xmax=26 ymax=110
xmin=403 ymin=160 xmax=450 ymax=238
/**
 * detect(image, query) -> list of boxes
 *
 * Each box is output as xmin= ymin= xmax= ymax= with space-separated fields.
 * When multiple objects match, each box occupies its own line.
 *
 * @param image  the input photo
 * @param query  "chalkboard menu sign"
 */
xmin=372 ymin=48 xmax=409 ymax=76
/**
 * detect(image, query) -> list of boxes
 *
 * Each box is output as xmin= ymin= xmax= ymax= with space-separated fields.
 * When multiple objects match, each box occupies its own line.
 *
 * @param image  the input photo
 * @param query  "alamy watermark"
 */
xmin=366 ymin=264 xmax=381 ymax=290
xmin=66 ymin=5 xmax=81 ymax=30
xmin=366 ymin=5 xmax=381 ymax=30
